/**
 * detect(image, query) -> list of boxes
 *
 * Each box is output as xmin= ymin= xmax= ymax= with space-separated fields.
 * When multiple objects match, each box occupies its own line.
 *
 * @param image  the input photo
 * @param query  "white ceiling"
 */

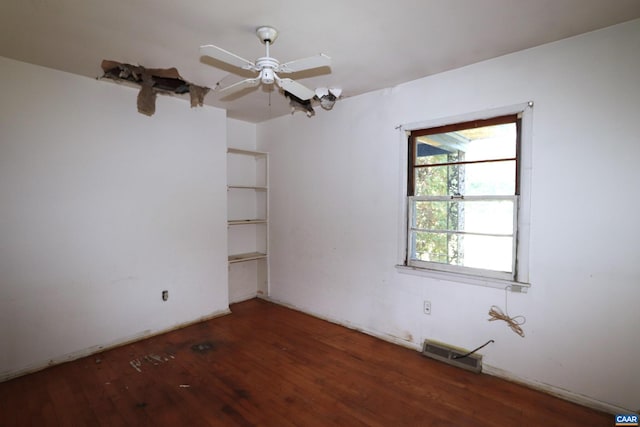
xmin=2 ymin=0 xmax=639 ymax=123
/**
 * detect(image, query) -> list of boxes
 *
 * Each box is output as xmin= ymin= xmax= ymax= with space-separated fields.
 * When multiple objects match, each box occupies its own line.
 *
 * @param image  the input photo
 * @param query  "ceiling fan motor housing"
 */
xmin=256 ymin=57 xmax=279 ymax=84
xmin=261 ymin=68 xmax=275 ymax=84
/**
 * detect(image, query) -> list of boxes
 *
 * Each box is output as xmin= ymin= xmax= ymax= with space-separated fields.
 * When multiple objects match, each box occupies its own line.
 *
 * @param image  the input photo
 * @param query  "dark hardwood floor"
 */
xmin=0 ymin=298 xmax=611 ymax=426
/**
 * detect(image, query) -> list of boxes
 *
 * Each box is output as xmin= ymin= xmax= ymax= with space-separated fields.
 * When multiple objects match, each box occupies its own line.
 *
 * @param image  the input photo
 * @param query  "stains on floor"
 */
xmin=190 ymin=341 xmax=215 ymax=353
xmin=125 ymin=339 xmax=220 ymax=373
xmin=128 ymin=352 xmax=175 ymax=373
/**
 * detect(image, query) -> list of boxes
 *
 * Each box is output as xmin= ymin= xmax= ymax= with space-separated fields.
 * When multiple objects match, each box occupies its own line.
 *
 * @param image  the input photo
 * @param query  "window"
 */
xmin=406 ymin=114 xmax=522 ymax=281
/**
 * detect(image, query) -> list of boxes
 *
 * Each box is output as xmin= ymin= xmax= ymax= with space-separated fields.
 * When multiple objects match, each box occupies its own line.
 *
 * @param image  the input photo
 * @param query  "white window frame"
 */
xmin=396 ymin=103 xmax=533 ymax=291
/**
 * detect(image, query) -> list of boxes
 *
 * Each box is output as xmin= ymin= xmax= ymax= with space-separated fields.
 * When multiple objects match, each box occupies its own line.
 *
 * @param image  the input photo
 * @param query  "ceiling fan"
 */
xmin=200 ymin=26 xmax=331 ymax=101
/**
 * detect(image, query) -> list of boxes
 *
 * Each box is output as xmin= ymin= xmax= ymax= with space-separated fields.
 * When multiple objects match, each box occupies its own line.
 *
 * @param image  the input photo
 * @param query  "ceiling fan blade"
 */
xmin=276 ymin=78 xmax=315 ymax=100
xmin=200 ymin=44 xmax=256 ymax=71
xmin=279 ymin=54 xmax=331 ymax=73
xmin=218 ymin=77 xmax=261 ymax=95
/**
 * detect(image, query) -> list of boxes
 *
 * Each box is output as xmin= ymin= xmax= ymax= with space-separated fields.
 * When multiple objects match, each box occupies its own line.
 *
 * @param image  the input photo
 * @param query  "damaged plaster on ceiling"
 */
xmin=100 ymin=60 xmax=210 ymax=116
xmin=100 ymin=59 xmax=341 ymax=118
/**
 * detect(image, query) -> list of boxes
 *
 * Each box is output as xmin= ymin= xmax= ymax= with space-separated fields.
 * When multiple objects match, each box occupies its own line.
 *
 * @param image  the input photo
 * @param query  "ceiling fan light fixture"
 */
xmin=319 ymin=94 xmax=336 ymax=110
xmin=329 ymin=88 xmax=342 ymax=98
xmin=315 ymin=87 xmax=329 ymax=98
xmin=316 ymin=87 xmax=342 ymax=110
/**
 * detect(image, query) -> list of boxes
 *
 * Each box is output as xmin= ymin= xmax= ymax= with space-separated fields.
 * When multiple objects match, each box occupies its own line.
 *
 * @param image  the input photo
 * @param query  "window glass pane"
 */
xmin=415 ymin=144 xmax=461 ymax=166
xmin=413 ymin=200 xmax=514 ymax=235
xmin=461 ymin=234 xmax=513 ymax=272
xmin=411 ymin=231 xmax=454 ymax=265
xmin=465 ymin=161 xmax=515 ymax=195
xmin=413 ymin=199 xmax=448 ymax=230
xmin=414 ymin=167 xmax=449 ymax=196
xmin=414 ymin=161 xmax=515 ymax=196
xmin=415 ymin=123 xmax=516 ymax=166
xmin=411 ymin=232 xmax=513 ymax=273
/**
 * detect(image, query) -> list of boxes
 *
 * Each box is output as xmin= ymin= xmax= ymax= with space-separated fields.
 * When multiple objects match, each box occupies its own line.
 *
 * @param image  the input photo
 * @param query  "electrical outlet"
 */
xmin=423 ymin=300 xmax=431 ymax=315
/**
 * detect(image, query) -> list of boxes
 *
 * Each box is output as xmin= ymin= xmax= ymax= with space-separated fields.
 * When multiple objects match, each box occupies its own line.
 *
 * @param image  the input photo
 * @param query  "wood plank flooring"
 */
xmin=0 ymin=298 xmax=611 ymax=426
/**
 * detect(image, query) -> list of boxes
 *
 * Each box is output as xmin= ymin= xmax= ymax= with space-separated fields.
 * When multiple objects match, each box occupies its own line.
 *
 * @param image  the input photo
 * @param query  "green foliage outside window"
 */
xmin=413 ymin=151 xmax=464 ymax=265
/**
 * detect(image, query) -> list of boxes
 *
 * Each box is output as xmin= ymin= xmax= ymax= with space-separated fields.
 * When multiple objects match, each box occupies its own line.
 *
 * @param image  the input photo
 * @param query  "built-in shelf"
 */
xmin=227 ymin=147 xmax=269 ymax=298
xmin=228 ymin=252 xmax=268 ymax=263
xmin=227 ymin=148 xmax=268 ymax=157
xmin=228 ymin=185 xmax=268 ymax=191
xmin=228 ymin=219 xmax=267 ymax=225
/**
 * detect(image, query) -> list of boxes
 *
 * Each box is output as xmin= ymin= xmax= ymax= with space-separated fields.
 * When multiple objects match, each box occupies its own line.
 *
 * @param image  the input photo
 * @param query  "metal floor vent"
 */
xmin=422 ymin=340 xmax=483 ymax=373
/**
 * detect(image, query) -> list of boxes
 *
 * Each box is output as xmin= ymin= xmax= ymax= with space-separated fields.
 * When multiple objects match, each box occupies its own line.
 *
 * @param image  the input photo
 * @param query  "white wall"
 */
xmin=0 ymin=57 xmax=229 ymax=379
xmin=258 ymin=19 xmax=640 ymax=412
xmin=227 ymin=118 xmax=257 ymax=151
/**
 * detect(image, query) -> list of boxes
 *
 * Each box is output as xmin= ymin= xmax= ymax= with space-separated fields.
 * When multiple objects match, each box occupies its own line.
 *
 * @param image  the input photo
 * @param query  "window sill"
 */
xmin=395 ymin=264 xmax=530 ymax=292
